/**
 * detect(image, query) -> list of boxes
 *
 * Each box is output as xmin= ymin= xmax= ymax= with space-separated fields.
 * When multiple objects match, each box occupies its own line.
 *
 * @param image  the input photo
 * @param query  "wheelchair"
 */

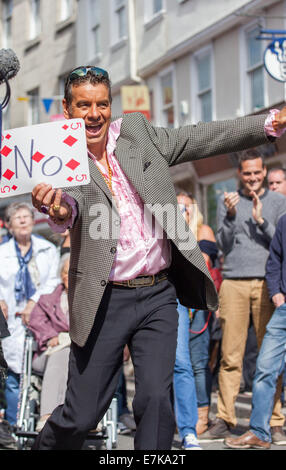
xmin=15 ymin=330 xmax=118 ymax=450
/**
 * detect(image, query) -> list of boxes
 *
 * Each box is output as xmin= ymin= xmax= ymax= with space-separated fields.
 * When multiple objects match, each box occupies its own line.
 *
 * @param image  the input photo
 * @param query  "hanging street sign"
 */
xmin=257 ymin=30 xmax=286 ymax=83
xmin=264 ymin=38 xmax=286 ymax=83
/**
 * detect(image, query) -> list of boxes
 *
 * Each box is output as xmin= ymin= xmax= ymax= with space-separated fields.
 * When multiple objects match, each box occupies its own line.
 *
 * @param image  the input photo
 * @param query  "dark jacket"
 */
xmin=63 ymin=111 xmax=270 ymax=347
xmin=266 ymin=213 xmax=286 ymax=299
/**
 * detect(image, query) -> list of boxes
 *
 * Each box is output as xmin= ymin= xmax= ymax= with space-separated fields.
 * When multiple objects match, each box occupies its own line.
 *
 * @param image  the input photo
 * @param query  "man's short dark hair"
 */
xmin=64 ymin=66 xmax=112 ymax=109
xmin=267 ymin=167 xmax=286 ymax=180
xmin=238 ymin=149 xmax=265 ymax=170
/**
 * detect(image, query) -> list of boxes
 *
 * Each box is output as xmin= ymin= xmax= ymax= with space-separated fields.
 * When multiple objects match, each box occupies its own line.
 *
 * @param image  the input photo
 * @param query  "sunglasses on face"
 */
xmin=68 ymin=66 xmax=109 ymax=82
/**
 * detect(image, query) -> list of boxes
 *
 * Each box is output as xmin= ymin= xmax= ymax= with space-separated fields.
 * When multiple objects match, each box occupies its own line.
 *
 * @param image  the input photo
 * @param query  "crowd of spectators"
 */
xmin=0 ymin=156 xmax=286 ymax=450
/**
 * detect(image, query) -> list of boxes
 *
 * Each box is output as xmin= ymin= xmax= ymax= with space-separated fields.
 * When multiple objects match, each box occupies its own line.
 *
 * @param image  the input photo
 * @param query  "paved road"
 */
xmin=109 ymin=391 xmax=286 ymax=451
xmin=108 ymin=367 xmax=286 ymax=452
xmin=83 ymin=366 xmax=286 ymax=451
xmin=3 ymin=365 xmax=286 ymax=452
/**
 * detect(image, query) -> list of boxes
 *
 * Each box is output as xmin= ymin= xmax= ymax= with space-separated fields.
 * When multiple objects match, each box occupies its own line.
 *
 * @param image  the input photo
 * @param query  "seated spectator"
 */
xmin=0 ymin=202 xmax=59 ymax=428
xmin=29 ymin=253 xmax=70 ymax=432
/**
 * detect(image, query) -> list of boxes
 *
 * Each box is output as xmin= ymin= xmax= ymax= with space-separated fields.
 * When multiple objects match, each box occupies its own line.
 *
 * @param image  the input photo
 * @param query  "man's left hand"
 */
xmin=250 ymin=191 xmax=264 ymax=225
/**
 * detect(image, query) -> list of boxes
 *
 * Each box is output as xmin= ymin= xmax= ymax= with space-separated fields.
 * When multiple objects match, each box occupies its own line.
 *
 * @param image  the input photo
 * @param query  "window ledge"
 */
xmin=24 ymin=35 xmax=41 ymax=52
xmin=110 ymin=36 xmax=128 ymax=53
xmin=55 ymin=15 xmax=76 ymax=34
xmin=144 ymin=10 xmax=165 ymax=31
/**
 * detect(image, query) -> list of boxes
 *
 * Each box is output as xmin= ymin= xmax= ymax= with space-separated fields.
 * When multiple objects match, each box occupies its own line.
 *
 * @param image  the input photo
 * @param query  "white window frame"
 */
xmin=110 ymin=0 xmax=128 ymax=47
xmin=89 ymin=0 xmax=101 ymax=59
xmin=29 ymin=0 xmax=41 ymax=40
xmin=239 ymin=20 xmax=268 ymax=115
xmin=144 ymin=0 xmax=165 ymax=26
xmin=59 ymin=0 xmax=73 ymax=22
xmin=27 ymin=88 xmax=40 ymax=125
xmin=156 ymin=64 xmax=178 ymax=128
xmin=2 ymin=0 xmax=13 ymax=48
xmin=190 ymin=44 xmax=215 ymax=123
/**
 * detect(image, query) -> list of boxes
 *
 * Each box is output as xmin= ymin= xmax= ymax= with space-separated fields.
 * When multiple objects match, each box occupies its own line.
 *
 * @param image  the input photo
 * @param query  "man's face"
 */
xmin=238 ymin=158 xmax=266 ymax=196
xmin=268 ymin=170 xmax=286 ymax=196
xmin=62 ymin=82 xmax=111 ymax=154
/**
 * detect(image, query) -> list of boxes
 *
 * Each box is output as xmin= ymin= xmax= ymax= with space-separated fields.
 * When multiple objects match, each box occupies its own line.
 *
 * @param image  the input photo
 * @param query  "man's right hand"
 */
xmin=224 ymin=191 xmax=240 ymax=217
xmin=31 ymin=183 xmax=72 ymax=224
xmin=272 ymin=293 xmax=285 ymax=308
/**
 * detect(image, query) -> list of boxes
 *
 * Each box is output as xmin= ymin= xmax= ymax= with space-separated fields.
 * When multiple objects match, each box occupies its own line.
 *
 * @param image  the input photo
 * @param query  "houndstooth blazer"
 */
xmin=64 ymin=112 xmax=270 ymax=347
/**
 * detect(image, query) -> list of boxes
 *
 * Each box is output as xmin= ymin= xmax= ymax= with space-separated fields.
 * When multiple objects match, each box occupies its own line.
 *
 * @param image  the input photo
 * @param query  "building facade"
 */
xmin=1 ymin=0 xmax=286 ymax=232
xmin=77 ymin=0 xmax=286 ymax=229
xmin=0 ymin=0 xmax=78 ymax=236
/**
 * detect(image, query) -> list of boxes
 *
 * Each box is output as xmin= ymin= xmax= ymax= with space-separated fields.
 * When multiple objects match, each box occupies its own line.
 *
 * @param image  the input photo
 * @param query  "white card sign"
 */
xmin=0 ymin=118 xmax=90 ymax=198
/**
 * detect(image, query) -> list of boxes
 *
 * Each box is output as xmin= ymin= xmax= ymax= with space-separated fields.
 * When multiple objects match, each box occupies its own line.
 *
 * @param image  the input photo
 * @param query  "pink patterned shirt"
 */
xmin=50 ymin=118 xmax=171 ymax=281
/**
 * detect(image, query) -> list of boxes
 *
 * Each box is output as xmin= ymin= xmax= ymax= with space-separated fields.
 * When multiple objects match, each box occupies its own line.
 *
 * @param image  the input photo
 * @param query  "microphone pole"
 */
xmin=0 ymin=68 xmax=11 ymax=144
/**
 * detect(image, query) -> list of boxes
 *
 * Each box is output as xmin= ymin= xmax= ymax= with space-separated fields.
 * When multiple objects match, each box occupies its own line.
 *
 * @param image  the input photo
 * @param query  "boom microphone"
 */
xmin=0 ymin=48 xmax=20 ymax=144
xmin=0 ymin=48 xmax=20 ymax=111
xmin=0 ymin=48 xmax=20 ymax=85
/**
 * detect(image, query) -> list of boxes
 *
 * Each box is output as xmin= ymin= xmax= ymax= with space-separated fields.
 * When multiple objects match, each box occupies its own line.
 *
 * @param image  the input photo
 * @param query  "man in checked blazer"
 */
xmin=31 ymin=66 xmax=286 ymax=450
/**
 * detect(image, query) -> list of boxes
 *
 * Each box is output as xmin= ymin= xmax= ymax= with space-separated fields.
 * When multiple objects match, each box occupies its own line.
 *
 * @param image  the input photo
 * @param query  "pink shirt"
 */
xmin=88 ymin=119 xmax=171 ymax=281
xmin=49 ymin=110 xmax=285 ymax=281
xmin=50 ymin=118 xmax=171 ymax=281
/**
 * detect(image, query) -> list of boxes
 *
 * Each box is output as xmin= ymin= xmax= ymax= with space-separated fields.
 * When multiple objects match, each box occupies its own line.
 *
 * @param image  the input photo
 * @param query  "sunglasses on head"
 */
xmin=68 ymin=66 xmax=109 ymax=82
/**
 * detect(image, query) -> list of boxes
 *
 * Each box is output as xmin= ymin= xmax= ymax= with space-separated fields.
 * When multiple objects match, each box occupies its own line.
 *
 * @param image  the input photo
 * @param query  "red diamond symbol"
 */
xmin=67 ymin=176 xmax=74 ymax=182
xmin=5 ymin=134 xmax=11 ymax=140
xmin=32 ymin=151 xmax=45 ymax=163
xmin=66 ymin=159 xmax=80 ymax=171
xmin=62 ymin=124 xmax=69 ymax=130
xmin=3 ymin=169 xmax=15 ymax=180
xmin=12 ymin=185 xmax=17 ymax=191
xmin=1 ymin=146 xmax=12 ymax=157
xmin=63 ymin=135 xmax=77 ymax=147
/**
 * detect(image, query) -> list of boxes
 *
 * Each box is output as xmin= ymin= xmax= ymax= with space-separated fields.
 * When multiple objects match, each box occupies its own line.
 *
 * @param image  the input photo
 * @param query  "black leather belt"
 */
xmin=110 ymin=269 xmax=169 ymax=288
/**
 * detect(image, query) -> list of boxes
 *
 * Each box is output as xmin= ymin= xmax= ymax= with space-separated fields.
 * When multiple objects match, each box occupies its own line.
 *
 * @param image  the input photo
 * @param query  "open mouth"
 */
xmin=86 ymin=124 xmax=103 ymax=136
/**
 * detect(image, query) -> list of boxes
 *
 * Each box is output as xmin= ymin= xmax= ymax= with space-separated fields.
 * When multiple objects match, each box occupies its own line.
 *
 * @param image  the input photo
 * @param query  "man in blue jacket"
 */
xmin=224 ymin=214 xmax=286 ymax=449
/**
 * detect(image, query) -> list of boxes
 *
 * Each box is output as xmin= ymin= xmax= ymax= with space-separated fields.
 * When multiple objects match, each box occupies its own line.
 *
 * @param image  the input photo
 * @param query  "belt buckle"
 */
xmin=127 ymin=275 xmax=155 ymax=288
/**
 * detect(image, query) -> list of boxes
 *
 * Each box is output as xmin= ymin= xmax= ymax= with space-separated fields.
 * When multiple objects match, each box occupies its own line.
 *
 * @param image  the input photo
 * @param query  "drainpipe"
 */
xmin=128 ymin=0 xmax=141 ymax=83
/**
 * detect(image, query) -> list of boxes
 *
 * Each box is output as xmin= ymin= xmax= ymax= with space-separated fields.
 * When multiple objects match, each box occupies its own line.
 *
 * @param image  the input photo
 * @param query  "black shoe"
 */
xmin=198 ymin=418 xmax=231 ymax=441
xmin=0 ymin=420 xmax=17 ymax=449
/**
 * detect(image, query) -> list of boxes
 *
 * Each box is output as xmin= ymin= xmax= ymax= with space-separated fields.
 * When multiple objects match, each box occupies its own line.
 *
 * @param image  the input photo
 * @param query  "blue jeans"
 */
xmin=114 ymin=370 xmax=130 ymax=418
xmin=174 ymin=301 xmax=198 ymax=439
xmin=189 ymin=310 xmax=213 ymax=407
xmin=250 ymin=303 xmax=286 ymax=442
xmin=5 ymin=369 xmax=20 ymax=425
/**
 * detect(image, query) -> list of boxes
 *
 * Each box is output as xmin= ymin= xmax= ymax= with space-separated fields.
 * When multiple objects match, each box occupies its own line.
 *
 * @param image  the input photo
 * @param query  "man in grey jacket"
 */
xmin=207 ymin=149 xmax=286 ymax=442
xmin=31 ymin=66 xmax=286 ymax=450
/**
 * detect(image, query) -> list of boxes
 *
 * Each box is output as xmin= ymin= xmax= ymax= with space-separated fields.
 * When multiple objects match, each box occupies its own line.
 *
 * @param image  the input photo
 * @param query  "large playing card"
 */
xmin=0 ymin=118 xmax=90 ymax=198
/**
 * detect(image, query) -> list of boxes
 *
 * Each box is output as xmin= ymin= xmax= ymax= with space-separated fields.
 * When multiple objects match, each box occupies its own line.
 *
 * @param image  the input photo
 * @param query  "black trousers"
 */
xmin=32 ymin=279 xmax=178 ymax=450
